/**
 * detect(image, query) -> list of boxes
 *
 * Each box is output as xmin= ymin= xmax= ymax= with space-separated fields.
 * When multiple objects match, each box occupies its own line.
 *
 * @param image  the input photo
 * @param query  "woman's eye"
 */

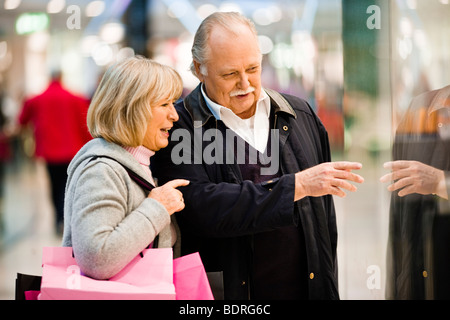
xmin=161 ymin=101 xmax=175 ymax=107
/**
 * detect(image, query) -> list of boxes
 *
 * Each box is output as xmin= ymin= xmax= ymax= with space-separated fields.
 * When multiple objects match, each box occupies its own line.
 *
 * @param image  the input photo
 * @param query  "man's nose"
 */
xmin=237 ymin=73 xmax=250 ymax=90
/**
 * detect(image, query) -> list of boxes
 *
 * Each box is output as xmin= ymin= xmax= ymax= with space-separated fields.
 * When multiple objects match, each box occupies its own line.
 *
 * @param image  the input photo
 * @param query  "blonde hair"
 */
xmin=87 ymin=56 xmax=183 ymax=147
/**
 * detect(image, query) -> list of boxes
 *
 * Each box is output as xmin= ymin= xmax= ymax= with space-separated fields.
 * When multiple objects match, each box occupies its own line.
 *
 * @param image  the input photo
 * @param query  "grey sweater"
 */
xmin=62 ymin=138 xmax=179 ymax=279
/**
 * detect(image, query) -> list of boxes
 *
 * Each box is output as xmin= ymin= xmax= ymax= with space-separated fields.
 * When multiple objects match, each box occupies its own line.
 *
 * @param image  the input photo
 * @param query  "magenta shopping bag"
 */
xmin=173 ymin=252 xmax=214 ymax=300
xmin=39 ymin=247 xmax=175 ymax=300
xmin=24 ymin=291 xmax=40 ymax=300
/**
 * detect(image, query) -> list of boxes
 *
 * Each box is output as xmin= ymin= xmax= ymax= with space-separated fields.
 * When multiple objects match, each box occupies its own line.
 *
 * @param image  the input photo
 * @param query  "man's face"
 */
xmin=195 ymin=24 xmax=262 ymax=119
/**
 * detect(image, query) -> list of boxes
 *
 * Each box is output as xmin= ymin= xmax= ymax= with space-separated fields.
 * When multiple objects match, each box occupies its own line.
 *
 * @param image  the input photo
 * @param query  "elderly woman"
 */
xmin=62 ymin=56 xmax=189 ymax=280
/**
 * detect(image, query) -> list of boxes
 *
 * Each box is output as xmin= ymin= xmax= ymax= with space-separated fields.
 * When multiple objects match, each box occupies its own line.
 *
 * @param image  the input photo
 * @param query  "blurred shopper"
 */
xmin=62 ymin=56 xmax=189 ymax=280
xmin=382 ymin=85 xmax=450 ymax=299
xmin=152 ymin=12 xmax=364 ymax=300
xmin=18 ymin=71 xmax=91 ymax=234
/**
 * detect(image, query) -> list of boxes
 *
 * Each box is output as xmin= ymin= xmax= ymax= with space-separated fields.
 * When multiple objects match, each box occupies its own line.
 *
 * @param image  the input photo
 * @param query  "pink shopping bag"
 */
xmin=173 ymin=252 xmax=214 ymax=300
xmin=39 ymin=247 xmax=175 ymax=300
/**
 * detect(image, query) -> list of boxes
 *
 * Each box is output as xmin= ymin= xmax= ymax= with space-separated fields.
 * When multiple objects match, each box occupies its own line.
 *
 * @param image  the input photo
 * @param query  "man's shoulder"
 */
xmin=174 ymin=86 xmax=216 ymax=128
xmin=174 ymin=98 xmax=191 ymax=118
xmin=282 ymin=93 xmax=312 ymax=112
xmin=174 ymin=98 xmax=196 ymax=129
xmin=267 ymin=89 xmax=314 ymax=117
xmin=174 ymin=97 xmax=186 ymax=111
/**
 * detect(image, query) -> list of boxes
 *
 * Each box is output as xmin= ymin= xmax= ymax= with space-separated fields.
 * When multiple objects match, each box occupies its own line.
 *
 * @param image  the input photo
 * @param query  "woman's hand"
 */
xmin=148 ymin=179 xmax=190 ymax=215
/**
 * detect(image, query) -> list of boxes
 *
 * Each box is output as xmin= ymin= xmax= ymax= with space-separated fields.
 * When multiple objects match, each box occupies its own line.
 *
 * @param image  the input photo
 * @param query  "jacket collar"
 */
xmin=183 ymin=84 xmax=297 ymax=127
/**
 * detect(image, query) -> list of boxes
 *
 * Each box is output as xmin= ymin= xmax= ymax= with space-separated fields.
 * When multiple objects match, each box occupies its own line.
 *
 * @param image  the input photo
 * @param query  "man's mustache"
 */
xmin=229 ymin=86 xmax=256 ymax=97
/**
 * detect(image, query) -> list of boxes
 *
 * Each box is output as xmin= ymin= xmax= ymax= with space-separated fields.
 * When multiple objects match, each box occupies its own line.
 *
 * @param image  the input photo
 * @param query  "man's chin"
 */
xmin=231 ymin=104 xmax=257 ymax=119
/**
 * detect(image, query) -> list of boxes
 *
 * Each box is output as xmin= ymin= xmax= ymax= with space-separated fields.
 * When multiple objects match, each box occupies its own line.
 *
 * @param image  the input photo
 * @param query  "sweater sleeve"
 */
xmin=69 ymin=159 xmax=170 ymax=279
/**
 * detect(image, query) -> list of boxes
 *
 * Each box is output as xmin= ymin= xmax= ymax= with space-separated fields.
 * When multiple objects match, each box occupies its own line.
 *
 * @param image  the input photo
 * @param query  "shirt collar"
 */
xmin=200 ymin=84 xmax=222 ymax=120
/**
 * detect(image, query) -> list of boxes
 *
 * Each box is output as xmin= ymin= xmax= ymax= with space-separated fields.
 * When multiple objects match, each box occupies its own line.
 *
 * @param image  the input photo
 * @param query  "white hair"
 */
xmin=190 ymin=12 xmax=260 ymax=78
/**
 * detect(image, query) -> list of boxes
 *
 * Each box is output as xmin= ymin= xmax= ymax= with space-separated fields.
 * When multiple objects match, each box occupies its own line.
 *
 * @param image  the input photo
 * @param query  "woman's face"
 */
xmin=143 ymin=98 xmax=179 ymax=151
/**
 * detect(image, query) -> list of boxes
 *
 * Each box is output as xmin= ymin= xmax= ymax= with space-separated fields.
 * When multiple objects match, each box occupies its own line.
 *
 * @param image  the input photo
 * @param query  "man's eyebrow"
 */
xmin=220 ymin=63 xmax=260 ymax=73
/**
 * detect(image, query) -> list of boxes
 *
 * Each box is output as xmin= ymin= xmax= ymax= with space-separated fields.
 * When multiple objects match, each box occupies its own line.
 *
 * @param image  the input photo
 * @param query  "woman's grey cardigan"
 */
xmin=62 ymin=138 xmax=180 ymax=279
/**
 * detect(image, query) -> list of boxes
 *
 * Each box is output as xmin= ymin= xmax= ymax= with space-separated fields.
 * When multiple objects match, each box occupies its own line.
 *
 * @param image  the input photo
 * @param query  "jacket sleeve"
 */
xmin=152 ymin=112 xmax=297 ymax=238
xmin=69 ymin=159 xmax=170 ymax=279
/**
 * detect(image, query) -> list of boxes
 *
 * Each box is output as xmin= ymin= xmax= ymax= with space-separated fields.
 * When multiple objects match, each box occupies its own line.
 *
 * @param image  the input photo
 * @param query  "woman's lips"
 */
xmin=160 ymin=128 xmax=171 ymax=137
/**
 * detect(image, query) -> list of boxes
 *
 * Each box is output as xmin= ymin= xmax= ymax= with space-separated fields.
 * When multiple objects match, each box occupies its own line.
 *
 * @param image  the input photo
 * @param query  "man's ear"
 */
xmin=193 ymin=60 xmax=205 ymax=82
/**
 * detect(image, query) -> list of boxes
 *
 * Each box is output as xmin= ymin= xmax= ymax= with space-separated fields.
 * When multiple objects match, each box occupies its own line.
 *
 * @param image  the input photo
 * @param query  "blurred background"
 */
xmin=0 ymin=0 xmax=449 ymax=300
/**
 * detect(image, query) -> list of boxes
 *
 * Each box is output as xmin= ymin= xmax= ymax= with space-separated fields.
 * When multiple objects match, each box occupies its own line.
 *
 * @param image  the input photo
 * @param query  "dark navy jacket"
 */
xmin=152 ymin=84 xmax=339 ymax=300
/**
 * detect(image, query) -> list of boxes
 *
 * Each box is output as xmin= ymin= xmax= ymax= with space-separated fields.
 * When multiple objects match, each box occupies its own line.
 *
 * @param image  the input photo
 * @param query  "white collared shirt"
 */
xmin=201 ymin=85 xmax=271 ymax=153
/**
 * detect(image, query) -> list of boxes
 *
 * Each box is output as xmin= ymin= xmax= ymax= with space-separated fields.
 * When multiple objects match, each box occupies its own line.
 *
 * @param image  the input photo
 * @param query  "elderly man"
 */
xmin=152 ymin=12 xmax=363 ymax=300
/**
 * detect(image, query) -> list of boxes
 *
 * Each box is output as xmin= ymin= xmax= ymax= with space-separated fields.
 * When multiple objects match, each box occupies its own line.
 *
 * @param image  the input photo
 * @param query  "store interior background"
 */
xmin=0 ymin=0 xmax=448 ymax=299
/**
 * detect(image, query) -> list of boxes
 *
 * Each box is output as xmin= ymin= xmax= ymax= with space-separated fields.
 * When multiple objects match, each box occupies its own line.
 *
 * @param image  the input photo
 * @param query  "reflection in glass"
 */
xmin=384 ymin=85 xmax=450 ymax=299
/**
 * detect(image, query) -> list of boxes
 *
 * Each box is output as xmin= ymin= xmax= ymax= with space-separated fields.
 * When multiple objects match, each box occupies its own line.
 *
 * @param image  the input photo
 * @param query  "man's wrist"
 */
xmin=435 ymin=170 xmax=448 ymax=200
xmin=294 ymin=172 xmax=306 ymax=201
